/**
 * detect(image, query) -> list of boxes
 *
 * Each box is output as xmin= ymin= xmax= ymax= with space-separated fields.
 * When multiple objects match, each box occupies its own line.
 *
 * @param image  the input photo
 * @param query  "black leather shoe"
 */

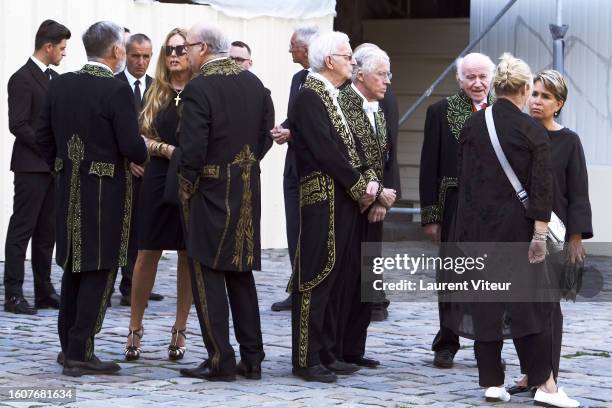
xmin=236 ymin=360 xmax=261 ymax=380
xmin=62 ymin=357 xmax=121 ymax=377
xmin=149 ymin=292 xmax=164 ymax=301
xmin=293 ymin=364 xmax=337 ymax=383
xmin=433 ymin=350 xmax=454 ymax=368
xmin=343 ymin=355 xmax=380 ymax=368
xmin=57 ymin=351 xmax=64 ymax=366
xmin=4 ymin=296 xmax=37 ymax=315
xmin=180 ymin=361 xmax=235 ymax=382
xmin=324 ymin=360 xmax=360 ymax=375
xmin=271 ymin=296 xmax=292 ymax=312
xmin=119 ymin=295 xmax=131 ymax=306
xmin=35 ymin=293 xmax=60 ymax=309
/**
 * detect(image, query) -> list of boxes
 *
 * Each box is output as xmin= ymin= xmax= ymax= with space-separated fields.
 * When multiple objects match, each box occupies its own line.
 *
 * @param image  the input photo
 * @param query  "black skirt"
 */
xmin=137 ymin=101 xmax=185 ymax=250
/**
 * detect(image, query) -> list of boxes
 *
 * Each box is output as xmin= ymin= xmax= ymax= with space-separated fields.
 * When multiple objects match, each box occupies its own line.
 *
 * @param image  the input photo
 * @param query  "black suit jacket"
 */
xmin=282 ymin=68 xmax=309 ymax=177
xmin=36 ymin=64 xmax=148 ymax=273
xmin=178 ymin=58 xmax=274 ymax=272
xmin=7 ymin=58 xmax=58 ymax=172
xmin=115 ymin=71 xmax=153 ymax=110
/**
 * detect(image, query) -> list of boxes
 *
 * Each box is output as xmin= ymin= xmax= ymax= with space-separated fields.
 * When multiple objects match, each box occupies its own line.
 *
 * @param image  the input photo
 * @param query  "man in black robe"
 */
xmin=36 ymin=21 xmax=148 ymax=376
xmin=4 ymin=19 xmax=70 ymax=314
xmin=419 ymin=52 xmax=494 ymax=368
xmin=288 ymin=31 xmax=393 ymax=383
xmin=178 ymin=23 xmax=273 ymax=382
xmin=269 ymin=25 xmax=319 ymax=312
xmin=336 ymin=45 xmax=398 ymax=368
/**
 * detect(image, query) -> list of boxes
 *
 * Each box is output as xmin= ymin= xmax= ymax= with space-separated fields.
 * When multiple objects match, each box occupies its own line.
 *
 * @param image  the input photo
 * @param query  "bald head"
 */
xmin=456 ymin=52 xmax=495 ymax=104
xmin=185 ymin=23 xmax=229 ymax=71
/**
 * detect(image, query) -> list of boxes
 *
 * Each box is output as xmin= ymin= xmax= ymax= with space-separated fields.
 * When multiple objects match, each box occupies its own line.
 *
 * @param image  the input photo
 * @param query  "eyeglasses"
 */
xmin=231 ymin=56 xmax=251 ymax=63
xmin=165 ymin=45 xmax=187 ymax=57
xmin=331 ymin=53 xmax=353 ymax=61
xmin=375 ymin=71 xmax=393 ymax=80
xmin=288 ymin=44 xmax=305 ymax=52
xmin=183 ymin=42 xmax=203 ymax=50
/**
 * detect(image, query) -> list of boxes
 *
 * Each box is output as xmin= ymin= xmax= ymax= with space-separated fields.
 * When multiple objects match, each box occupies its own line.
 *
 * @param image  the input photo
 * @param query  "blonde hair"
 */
xmin=493 ymin=52 xmax=532 ymax=96
xmin=140 ymin=28 xmax=189 ymax=140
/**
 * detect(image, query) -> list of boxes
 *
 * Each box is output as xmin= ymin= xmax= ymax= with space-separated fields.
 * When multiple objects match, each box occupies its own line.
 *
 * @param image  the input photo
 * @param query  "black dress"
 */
xmin=550 ymin=127 xmax=593 ymax=239
xmin=444 ymin=98 xmax=554 ymax=342
xmin=138 ymin=100 xmax=185 ymax=250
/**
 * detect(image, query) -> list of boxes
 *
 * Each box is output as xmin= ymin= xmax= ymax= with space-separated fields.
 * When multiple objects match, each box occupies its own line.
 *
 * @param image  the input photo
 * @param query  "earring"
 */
xmin=554 ymin=111 xmax=559 ymax=117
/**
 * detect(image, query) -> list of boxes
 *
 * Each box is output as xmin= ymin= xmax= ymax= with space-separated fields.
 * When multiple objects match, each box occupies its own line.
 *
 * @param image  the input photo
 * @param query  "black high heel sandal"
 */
xmin=125 ymin=327 xmax=143 ymax=361
xmin=168 ymin=326 xmax=186 ymax=360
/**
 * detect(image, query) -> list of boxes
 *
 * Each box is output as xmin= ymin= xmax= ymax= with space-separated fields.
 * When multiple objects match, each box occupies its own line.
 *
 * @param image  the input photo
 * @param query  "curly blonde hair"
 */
xmin=140 ymin=28 xmax=189 ymax=140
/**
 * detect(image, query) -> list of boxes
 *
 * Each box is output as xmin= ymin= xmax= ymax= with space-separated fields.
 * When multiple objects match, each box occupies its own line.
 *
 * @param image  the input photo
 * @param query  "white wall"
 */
xmin=0 ymin=0 xmax=334 ymax=260
xmin=471 ymin=0 xmax=612 ymax=242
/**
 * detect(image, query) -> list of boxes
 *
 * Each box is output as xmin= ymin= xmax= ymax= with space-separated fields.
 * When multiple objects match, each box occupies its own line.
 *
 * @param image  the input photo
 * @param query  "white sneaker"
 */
xmin=534 ymin=387 xmax=580 ymax=408
xmin=485 ymin=386 xmax=511 ymax=402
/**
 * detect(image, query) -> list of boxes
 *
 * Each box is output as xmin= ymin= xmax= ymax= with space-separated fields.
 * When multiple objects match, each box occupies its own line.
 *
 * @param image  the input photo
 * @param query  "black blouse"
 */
xmin=550 ymin=127 xmax=593 ymax=239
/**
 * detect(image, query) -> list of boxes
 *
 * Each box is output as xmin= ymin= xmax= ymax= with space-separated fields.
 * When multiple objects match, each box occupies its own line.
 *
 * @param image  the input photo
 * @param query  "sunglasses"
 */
xmin=164 ymin=45 xmax=187 ymax=57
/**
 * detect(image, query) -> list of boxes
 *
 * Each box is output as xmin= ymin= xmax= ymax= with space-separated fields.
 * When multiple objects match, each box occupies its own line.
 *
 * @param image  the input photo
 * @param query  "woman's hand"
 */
xmin=567 ymin=234 xmax=586 ymax=264
xmin=528 ymin=239 xmax=547 ymax=263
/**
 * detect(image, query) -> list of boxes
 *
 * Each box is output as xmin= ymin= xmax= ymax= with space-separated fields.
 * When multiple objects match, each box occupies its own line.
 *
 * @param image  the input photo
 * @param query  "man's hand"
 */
xmin=270 ymin=125 xmax=291 ymax=145
xmin=378 ymin=188 xmax=396 ymax=208
xmin=567 ymin=234 xmax=586 ymax=264
xmin=423 ymin=223 xmax=441 ymax=242
xmin=368 ymin=203 xmax=387 ymax=223
xmin=129 ymin=162 xmax=145 ymax=178
xmin=359 ymin=193 xmax=375 ymax=213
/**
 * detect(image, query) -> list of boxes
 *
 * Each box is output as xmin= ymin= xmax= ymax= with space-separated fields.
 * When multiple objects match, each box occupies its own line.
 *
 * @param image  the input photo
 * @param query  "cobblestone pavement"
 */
xmin=1 ymin=249 xmax=611 ymax=407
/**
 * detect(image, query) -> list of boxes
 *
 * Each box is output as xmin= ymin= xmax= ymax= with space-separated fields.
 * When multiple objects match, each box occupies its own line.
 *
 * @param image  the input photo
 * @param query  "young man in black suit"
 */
xmin=4 ymin=19 xmax=71 ymax=315
xmin=113 ymin=33 xmax=163 ymax=306
xmin=36 ymin=21 xmax=148 ymax=376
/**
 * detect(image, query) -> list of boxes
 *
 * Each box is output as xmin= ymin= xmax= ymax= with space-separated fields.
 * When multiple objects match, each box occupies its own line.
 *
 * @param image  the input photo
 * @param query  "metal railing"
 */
xmin=398 ymin=0 xmax=518 ymax=127
xmin=390 ymin=0 xmax=519 ymax=217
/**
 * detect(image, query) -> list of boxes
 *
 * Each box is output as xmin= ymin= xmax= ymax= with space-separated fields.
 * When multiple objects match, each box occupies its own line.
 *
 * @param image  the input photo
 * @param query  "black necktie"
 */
xmin=45 ymin=68 xmax=52 ymax=81
xmin=134 ymin=79 xmax=142 ymax=112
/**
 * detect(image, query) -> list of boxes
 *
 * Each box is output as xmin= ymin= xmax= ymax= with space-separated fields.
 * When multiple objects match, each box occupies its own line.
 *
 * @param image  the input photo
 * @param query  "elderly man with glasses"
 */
xmin=177 ymin=23 xmax=274 ymax=382
xmin=287 ymin=31 xmax=394 ymax=383
xmin=335 ymin=44 xmax=398 ymax=369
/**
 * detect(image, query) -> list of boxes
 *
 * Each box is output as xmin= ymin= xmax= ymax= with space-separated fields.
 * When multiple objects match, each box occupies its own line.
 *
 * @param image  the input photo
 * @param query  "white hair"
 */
xmin=191 ymin=23 xmax=229 ymax=55
xmin=456 ymin=52 xmax=495 ymax=81
xmin=82 ymin=21 xmax=124 ymax=59
xmin=352 ymin=46 xmax=390 ymax=82
xmin=308 ymin=31 xmax=350 ymax=73
xmin=294 ymin=25 xmax=319 ymax=46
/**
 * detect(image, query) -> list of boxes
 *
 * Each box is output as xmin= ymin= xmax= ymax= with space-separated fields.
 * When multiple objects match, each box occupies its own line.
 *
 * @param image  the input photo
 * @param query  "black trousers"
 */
xmin=57 ymin=265 xmax=115 ymax=361
xmin=113 ymin=178 xmax=140 ymax=296
xmin=431 ymin=302 xmax=460 ymax=355
xmin=283 ymin=169 xmax=299 ymax=270
xmin=475 ymin=304 xmax=563 ymax=387
xmin=188 ymin=260 xmax=264 ymax=373
xmin=291 ymin=239 xmax=353 ymax=368
xmin=4 ymin=172 xmax=56 ymax=300
xmin=335 ymin=216 xmax=383 ymax=360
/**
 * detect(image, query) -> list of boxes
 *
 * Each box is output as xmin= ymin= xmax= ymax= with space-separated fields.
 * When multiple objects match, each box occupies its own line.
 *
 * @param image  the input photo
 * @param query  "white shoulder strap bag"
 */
xmin=484 ymin=106 xmax=566 ymax=247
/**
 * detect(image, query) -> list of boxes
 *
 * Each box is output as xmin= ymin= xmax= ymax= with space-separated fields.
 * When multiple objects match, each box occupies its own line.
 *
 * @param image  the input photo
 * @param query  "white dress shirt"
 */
xmin=123 ymin=68 xmax=148 ymax=98
xmin=30 ymin=56 xmax=50 ymax=78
